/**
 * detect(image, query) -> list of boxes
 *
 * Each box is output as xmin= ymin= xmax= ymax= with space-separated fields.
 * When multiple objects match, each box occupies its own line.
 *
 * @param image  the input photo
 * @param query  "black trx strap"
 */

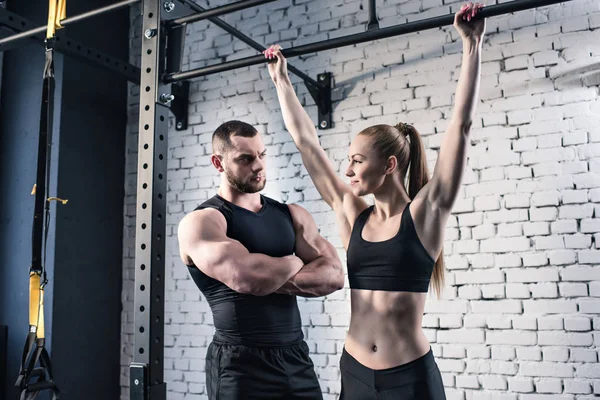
xmin=14 ymin=2 xmax=66 ymax=399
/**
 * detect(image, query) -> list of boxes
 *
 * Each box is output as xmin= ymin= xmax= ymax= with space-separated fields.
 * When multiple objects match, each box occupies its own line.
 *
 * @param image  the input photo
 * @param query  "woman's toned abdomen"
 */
xmin=344 ymin=289 xmax=431 ymax=369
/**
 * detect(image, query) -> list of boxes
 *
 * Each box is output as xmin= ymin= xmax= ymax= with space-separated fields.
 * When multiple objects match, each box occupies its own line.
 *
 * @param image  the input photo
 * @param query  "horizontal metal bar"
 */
xmin=0 ymin=0 xmax=139 ymax=47
xmin=166 ymin=0 xmax=572 ymax=82
xmin=0 ymin=24 xmax=47 ymax=46
xmin=0 ymin=8 xmax=140 ymax=83
xmin=61 ymin=0 xmax=139 ymax=24
xmin=168 ymin=0 xmax=276 ymax=27
xmin=170 ymin=0 xmax=321 ymax=88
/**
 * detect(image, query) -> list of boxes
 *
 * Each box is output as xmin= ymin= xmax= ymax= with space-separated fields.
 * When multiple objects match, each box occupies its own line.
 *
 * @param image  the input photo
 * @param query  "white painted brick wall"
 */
xmin=121 ymin=1 xmax=600 ymax=398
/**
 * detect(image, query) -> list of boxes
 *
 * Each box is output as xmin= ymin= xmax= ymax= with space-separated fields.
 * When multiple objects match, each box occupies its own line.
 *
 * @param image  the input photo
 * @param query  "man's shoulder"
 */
xmin=195 ymin=194 xmax=226 ymax=211
xmin=179 ymin=195 xmax=229 ymax=232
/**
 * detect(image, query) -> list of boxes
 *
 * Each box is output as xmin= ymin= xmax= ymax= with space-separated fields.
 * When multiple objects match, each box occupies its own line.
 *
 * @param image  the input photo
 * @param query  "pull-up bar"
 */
xmin=174 ymin=0 xmax=323 ymax=89
xmin=165 ymin=0 xmax=572 ymax=83
xmin=0 ymin=0 xmax=139 ymax=47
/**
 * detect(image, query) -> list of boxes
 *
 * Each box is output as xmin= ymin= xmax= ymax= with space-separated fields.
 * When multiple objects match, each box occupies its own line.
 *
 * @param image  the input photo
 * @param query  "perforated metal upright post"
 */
xmin=130 ymin=0 xmax=167 ymax=398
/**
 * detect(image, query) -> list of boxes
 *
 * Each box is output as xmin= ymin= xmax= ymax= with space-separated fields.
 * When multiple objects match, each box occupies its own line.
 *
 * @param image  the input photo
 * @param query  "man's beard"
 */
xmin=225 ymin=169 xmax=265 ymax=194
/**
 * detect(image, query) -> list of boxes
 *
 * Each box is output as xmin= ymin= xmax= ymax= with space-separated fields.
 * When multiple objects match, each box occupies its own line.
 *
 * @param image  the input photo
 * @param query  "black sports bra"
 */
xmin=346 ymin=203 xmax=436 ymax=292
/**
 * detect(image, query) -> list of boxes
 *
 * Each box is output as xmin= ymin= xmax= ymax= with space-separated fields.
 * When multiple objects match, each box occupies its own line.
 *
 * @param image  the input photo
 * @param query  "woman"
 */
xmin=264 ymin=3 xmax=485 ymax=399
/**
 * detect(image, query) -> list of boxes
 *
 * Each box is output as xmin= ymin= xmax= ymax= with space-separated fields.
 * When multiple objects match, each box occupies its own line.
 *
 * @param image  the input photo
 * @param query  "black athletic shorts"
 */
xmin=205 ymin=339 xmax=323 ymax=400
xmin=339 ymin=347 xmax=446 ymax=400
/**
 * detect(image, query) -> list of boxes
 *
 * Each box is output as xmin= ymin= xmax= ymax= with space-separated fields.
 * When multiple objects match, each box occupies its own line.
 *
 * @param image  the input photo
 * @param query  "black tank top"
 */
xmin=186 ymin=194 xmax=303 ymax=346
xmin=346 ymin=203 xmax=435 ymax=292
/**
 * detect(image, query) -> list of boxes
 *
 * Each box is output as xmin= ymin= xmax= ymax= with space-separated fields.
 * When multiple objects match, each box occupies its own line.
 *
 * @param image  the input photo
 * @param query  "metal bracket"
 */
xmin=130 ymin=363 xmax=148 ymax=400
xmin=166 ymin=23 xmax=185 ymax=74
xmin=367 ymin=0 xmax=380 ymax=30
xmin=306 ymin=72 xmax=332 ymax=130
xmin=170 ymin=80 xmax=189 ymax=130
xmin=131 ymin=363 xmax=166 ymax=400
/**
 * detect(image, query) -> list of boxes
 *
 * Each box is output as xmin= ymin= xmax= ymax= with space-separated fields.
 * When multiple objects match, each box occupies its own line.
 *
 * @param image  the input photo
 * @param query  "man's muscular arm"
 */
xmin=178 ymin=208 xmax=304 ymax=296
xmin=276 ymin=204 xmax=344 ymax=297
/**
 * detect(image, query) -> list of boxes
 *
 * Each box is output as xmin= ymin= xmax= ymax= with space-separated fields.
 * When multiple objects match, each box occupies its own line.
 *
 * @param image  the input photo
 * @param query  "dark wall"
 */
xmin=0 ymin=1 xmax=129 ymax=399
xmin=0 ymin=4 xmax=51 ymax=397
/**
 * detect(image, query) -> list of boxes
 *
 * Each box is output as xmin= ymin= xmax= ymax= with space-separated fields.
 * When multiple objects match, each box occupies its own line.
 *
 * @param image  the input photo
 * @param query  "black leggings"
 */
xmin=339 ymin=348 xmax=446 ymax=400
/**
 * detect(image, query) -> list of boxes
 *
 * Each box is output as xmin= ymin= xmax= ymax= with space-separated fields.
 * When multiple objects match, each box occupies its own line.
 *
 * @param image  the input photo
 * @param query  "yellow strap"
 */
xmin=28 ymin=273 xmax=46 ymax=338
xmin=38 ymin=288 xmax=45 ymax=339
xmin=48 ymin=197 xmax=68 ymax=205
xmin=46 ymin=0 xmax=67 ymax=39
xmin=30 ymin=186 xmax=69 ymax=205
xmin=46 ymin=0 xmax=57 ymax=38
xmin=29 ymin=273 xmax=41 ymax=327
xmin=57 ymin=0 xmax=66 ymax=26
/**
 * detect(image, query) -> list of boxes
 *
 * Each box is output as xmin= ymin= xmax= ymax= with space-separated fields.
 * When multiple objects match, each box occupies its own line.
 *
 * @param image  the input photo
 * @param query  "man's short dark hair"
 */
xmin=212 ymin=120 xmax=258 ymax=154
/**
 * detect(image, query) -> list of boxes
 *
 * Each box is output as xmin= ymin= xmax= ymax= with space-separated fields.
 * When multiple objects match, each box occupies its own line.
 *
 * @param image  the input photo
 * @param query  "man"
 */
xmin=177 ymin=120 xmax=345 ymax=400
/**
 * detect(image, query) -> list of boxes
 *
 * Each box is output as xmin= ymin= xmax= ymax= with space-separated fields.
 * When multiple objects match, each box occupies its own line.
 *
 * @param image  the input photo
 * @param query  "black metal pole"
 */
xmin=0 ymin=0 xmax=139 ymax=47
xmin=167 ymin=0 xmax=276 ymax=27
xmin=173 ymin=0 xmax=322 ymax=88
xmin=367 ymin=0 xmax=379 ymax=30
xmin=166 ymin=0 xmax=572 ymax=82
